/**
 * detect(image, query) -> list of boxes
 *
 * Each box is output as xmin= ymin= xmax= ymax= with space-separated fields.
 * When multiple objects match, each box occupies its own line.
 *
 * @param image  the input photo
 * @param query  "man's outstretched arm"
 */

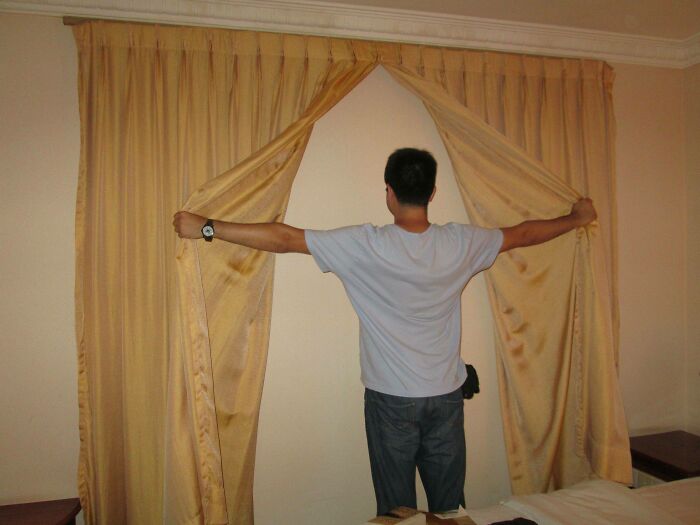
xmin=499 ymin=198 xmax=597 ymax=253
xmin=173 ymin=211 xmax=310 ymax=254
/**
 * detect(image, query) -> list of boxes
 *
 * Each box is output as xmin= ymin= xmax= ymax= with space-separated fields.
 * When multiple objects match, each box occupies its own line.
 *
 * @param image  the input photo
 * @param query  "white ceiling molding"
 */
xmin=685 ymin=33 xmax=700 ymax=67
xmin=2 ymin=0 xmax=698 ymax=68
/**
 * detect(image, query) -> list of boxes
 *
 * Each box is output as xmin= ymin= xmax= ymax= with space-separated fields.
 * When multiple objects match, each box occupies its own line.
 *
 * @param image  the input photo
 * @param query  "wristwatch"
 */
xmin=201 ymin=219 xmax=215 ymax=242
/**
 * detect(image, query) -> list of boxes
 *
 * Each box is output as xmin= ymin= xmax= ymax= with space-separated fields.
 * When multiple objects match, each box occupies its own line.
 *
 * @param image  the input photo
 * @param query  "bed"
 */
xmin=465 ymin=477 xmax=700 ymax=525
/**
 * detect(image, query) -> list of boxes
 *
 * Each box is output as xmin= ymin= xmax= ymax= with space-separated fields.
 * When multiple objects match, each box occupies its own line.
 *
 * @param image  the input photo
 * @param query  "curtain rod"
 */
xmin=58 ymin=16 xmax=588 ymax=64
xmin=62 ymin=16 xmax=163 ymax=27
xmin=63 ymin=16 xmax=87 ymax=25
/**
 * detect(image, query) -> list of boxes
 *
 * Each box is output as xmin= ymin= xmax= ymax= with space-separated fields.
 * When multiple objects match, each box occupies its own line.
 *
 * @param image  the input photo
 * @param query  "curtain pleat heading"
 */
xmin=73 ymin=21 xmax=629 ymax=524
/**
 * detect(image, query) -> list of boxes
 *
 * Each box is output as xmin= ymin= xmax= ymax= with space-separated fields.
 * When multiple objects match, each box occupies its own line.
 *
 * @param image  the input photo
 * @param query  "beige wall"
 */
xmin=0 ymin=13 xmax=81 ymax=507
xmin=1 ymin=11 xmax=696 ymax=522
xmin=685 ymin=63 xmax=700 ymax=435
xmin=255 ymin=67 xmax=510 ymax=522
xmin=612 ymin=63 xmax=689 ymax=435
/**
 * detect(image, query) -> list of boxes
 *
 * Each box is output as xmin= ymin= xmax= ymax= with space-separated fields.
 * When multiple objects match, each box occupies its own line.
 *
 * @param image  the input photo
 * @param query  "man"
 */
xmin=173 ymin=148 xmax=597 ymax=516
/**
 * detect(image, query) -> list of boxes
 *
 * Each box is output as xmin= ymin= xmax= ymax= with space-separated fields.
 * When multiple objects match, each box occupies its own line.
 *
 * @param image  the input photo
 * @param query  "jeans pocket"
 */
xmin=439 ymin=390 xmax=464 ymax=426
xmin=365 ymin=390 xmax=416 ymax=434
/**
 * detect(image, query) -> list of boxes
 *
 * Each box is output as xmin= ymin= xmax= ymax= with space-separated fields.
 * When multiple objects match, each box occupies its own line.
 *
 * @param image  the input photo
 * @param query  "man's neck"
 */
xmin=393 ymin=206 xmax=431 ymax=233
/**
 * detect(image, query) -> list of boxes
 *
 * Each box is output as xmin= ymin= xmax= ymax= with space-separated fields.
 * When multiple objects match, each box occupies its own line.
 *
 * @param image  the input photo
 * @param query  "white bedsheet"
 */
xmin=466 ymin=477 xmax=700 ymax=525
xmin=636 ymin=477 xmax=700 ymax=524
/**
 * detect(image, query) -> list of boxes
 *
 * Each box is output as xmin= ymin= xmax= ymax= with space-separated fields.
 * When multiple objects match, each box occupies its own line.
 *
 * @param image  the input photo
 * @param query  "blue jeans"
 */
xmin=364 ymin=387 xmax=466 ymax=516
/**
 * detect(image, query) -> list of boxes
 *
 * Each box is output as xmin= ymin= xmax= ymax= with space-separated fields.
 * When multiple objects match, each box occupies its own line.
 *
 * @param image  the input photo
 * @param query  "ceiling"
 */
xmin=1 ymin=0 xmax=698 ymax=67
xmin=316 ymin=0 xmax=700 ymax=40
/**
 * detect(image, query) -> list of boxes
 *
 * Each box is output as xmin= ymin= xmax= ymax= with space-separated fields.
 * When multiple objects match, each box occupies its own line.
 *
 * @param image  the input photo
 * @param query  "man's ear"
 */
xmin=429 ymin=186 xmax=436 ymax=203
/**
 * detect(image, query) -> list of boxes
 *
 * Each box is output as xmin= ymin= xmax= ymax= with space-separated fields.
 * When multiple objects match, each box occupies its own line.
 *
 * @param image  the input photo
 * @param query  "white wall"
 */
xmin=613 ymin=63 xmax=689 ymax=435
xmin=254 ymin=66 xmax=510 ymax=523
xmin=684 ymin=63 xmax=700 ymax=435
xmin=0 ymin=13 xmax=81 ymax=510
xmin=0 ymin=11 xmax=697 ymax=524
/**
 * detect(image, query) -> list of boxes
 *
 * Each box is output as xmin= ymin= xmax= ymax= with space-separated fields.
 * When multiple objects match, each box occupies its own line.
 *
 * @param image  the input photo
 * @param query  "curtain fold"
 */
xmin=73 ymin=21 xmax=629 ymax=525
xmin=170 ymin=49 xmax=378 ymax=525
xmin=73 ymin=22 xmax=376 ymax=523
xmin=380 ymin=62 xmax=629 ymax=492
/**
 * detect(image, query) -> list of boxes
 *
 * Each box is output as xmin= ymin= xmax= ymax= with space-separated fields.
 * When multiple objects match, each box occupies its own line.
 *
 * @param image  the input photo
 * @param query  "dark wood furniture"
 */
xmin=0 ymin=498 xmax=81 ymax=525
xmin=630 ymin=430 xmax=700 ymax=482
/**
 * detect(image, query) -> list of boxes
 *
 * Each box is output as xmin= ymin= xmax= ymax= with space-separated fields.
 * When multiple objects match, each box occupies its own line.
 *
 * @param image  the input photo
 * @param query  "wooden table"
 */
xmin=0 ymin=498 xmax=81 ymax=525
xmin=630 ymin=430 xmax=700 ymax=482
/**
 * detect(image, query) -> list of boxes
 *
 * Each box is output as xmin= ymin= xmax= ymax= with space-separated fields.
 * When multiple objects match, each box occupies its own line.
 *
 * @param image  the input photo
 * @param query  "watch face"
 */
xmin=202 ymin=225 xmax=214 ymax=237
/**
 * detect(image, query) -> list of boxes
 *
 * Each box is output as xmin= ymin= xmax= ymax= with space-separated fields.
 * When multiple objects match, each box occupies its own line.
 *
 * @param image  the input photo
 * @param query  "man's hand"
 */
xmin=499 ymin=198 xmax=597 ymax=253
xmin=173 ymin=211 xmax=207 ymax=239
xmin=570 ymin=198 xmax=597 ymax=227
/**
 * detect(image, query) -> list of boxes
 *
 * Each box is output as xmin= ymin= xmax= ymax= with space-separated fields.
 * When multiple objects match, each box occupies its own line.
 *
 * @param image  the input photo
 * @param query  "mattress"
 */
xmin=465 ymin=477 xmax=700 ymax=525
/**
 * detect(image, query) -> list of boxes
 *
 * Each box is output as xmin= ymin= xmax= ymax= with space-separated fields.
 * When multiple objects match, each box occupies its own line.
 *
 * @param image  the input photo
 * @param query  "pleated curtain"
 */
xmin=73 ymin=21 xmax=630 ymax=524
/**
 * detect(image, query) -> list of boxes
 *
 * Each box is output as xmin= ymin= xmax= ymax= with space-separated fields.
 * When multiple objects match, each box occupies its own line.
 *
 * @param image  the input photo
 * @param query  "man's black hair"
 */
xmin=384 ymin=148 xmax=437 ymax=207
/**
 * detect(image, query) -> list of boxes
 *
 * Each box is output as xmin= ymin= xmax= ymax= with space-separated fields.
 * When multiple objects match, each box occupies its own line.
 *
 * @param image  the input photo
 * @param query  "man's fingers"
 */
xmin=173 ymin=211 xmax=184 ymax=235
xmin=172 ymin=211 xmax=208 ymax=239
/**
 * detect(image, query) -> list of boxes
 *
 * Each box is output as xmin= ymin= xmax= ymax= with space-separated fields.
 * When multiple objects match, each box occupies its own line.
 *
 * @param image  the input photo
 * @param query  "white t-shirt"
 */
xmin=305 ymin=223 xmax=503 ymax=397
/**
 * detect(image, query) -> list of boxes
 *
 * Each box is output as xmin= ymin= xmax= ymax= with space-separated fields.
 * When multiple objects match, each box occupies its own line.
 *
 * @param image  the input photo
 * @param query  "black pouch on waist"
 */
xmin=461 ymin=364 xmax=480 ymax=399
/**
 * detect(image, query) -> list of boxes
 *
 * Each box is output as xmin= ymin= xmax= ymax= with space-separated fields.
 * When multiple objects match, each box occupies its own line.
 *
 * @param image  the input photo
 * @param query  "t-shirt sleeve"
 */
xmin=304 ymin=225 xmax=367 ymax=275
xmin=463 ymin=225 xmax=503 ymax=274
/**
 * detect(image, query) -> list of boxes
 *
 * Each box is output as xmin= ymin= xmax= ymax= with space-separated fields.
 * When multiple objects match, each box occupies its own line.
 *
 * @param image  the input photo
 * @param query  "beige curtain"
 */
xmin=379 ymin=49 xmax=626 ymax=491
xmin=74 ymin=22 xmax=376 ymax=523
xmin=74 ymin=21 xmax=630 ymax=524
xmin=382 ymin=59 xmax=628 ymax=492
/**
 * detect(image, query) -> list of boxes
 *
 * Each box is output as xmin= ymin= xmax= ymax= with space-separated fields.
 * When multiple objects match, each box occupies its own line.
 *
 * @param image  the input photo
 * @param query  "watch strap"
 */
xmin=202 ymin=218 xmax=215 ymax=242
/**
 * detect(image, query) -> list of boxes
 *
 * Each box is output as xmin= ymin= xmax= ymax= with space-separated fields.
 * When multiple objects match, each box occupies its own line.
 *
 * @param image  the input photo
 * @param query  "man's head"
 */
xmin=384 ymin=148 xmax=437 ymax=207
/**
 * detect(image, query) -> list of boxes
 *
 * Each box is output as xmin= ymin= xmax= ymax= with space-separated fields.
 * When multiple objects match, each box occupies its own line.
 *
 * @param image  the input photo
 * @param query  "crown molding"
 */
xmin=685 ymin=33 xmax=700 ymax=67
xmin=2 ymin=0 xmax=698 ymax=68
